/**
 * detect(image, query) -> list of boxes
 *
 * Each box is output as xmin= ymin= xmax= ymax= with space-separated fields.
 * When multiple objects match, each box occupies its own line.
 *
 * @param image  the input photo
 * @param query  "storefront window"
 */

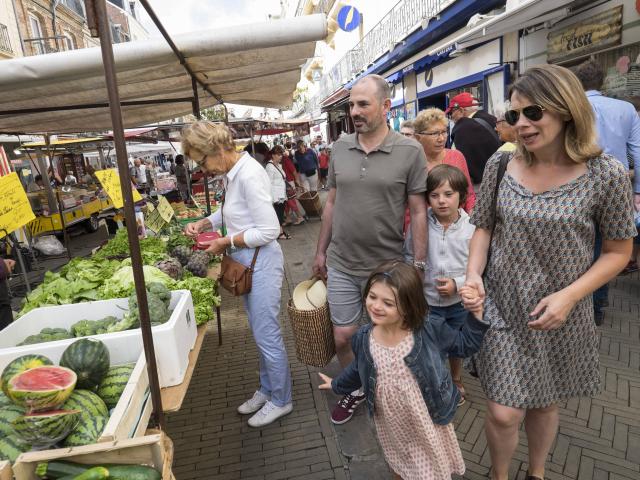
xmin=388 ymin=107 xmax=406 ymax=131
xmin=597 ymin=44 xmax=640 ymax=101
xmin=447 ymin=83 xmax=484 ymax=109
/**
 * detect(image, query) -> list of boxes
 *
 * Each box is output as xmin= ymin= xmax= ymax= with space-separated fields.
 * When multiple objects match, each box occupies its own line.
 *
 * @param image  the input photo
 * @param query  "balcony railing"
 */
xmin=306 ymin=0 xmax=453 ymax=115
xmin=0 ymin=24 xmax=13 ymax=55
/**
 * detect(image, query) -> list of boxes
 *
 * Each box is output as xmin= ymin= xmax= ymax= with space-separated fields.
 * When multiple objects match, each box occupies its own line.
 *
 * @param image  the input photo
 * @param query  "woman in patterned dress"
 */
xmin=463 ymin=65 xmax=636 ymax=480
xmin=319 ymin=261 xmax=487 ymax=479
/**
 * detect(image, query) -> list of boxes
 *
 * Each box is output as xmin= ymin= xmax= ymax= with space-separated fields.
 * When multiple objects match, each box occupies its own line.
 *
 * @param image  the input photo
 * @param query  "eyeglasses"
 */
xmin=504 ymin=104 xmax=546 ymax=126
xmin=415 ymin=130 xmax=448 ymax=138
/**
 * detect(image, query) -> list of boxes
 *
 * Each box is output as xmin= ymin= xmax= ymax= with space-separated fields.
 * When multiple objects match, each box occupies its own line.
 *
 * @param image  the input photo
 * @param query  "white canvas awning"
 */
xmin=0 ymin=14 xmax=327 ymax=134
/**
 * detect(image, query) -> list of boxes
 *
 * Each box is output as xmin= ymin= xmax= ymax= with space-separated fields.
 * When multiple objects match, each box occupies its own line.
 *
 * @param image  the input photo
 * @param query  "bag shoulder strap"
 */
xmin=248 ymin=247 xmax=260 ymax=271
xmin=267 ymin=161 xmax=286 ymax=180
xmin=490 ymin=152 xmax=510 ymax=233
xmin=473 ymin=116 xmax=500 ymax=142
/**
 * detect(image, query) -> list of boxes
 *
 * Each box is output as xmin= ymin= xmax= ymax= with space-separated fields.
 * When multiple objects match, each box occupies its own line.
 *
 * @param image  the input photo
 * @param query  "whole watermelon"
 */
xmin=12 ymin=409 xmax=80 ymax=447
xmin=0 ymin=434 xmax=31 ymax=463
xmin=97 ymin=364 xmax=134 ymax=409
xmin=1 ymin=354 xmax=53 ymax=396
xmin=60 ymin=339 xmax=110 ymax=390
xmin=0 ymin=405 xmax=25 ymax=436
xmin=63 ymin=415 xmax=108 ymax=447
xmin=5 ymin=366 xmax=76 ymax=413
xmin=0 ymin=391 xmax=11 ymax=408
xmin=63 ymin=390 xmax=109 ymax=418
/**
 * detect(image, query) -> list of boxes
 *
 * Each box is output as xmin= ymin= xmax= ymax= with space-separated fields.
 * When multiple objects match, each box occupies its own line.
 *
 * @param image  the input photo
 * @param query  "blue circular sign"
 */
xmin=337 ymin=6 xmax=361 ymax=32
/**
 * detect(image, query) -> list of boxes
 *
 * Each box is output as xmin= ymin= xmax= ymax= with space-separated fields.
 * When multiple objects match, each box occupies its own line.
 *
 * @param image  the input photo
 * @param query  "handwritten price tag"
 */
xmin=0 ymin=173 xmax=36 ymax=238
xmin=157 ymin=195 xmax=174 ymax=223
xmin=94 ymin=169 xmax=142 ymax=209
xmin=146 ymin=208 xmax=167 ymax=233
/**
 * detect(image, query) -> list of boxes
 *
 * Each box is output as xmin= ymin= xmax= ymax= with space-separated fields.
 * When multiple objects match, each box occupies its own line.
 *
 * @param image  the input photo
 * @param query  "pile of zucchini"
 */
xmin=36 ymin=460 xmax=161 ymax=480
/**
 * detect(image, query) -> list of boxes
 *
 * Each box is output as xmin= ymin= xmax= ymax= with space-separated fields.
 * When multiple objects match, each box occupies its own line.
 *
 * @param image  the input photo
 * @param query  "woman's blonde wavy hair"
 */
xmin=508 ymin=64 xmax=601 ymax=165
xmin=181 ymin=121 xmax=236 ymax=159
xmin=413 ymin=107 xmax=447 ymax=134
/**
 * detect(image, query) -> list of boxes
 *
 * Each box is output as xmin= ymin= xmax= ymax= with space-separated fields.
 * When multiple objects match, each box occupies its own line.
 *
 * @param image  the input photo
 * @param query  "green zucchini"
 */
xmin=102 ymin=464 xmax=161 ymax=480
xmin=71 ymin=467 xmax=109 ymax=480
xmin=35 ymin=461 xmax=89 ymax=479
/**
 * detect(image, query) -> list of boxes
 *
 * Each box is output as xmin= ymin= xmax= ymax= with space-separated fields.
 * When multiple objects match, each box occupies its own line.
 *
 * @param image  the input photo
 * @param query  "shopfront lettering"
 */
xmin=561 ymin=31 xmax=593 ymax=51
xmin=547 ymin=6 xmax=622 ymax=63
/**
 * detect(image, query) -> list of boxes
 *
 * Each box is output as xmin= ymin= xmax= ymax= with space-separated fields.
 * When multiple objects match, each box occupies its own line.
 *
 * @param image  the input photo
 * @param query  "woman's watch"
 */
xmin=413 ymin=261 xmax=426 ymax=271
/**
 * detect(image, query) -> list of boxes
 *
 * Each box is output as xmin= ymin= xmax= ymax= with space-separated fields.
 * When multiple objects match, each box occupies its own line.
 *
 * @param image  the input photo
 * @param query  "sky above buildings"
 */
xmin=139 ymin=0 xmax=287 ymax=36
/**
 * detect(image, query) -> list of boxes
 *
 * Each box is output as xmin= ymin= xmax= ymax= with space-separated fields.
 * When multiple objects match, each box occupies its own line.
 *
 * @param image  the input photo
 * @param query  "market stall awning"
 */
xmin=427 ymin=0 xmax=573 ymax=55
xmin=21 ymin=137 xmax=106 ymax=147
xmin=0 ymin=14 xmax=327 ymax=135
xmin=228 ymin=118 xmax=312 ymax=138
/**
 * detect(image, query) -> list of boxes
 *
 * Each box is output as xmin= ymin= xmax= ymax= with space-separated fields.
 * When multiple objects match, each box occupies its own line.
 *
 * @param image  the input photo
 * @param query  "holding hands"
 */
xmin=459 ymin=283 xmax=484 ymax=320
xmin=317 ymin=372 xmax=333 ymax=390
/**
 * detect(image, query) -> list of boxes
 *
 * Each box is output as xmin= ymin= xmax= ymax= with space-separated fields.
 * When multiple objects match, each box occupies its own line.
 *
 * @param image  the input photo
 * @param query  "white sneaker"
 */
xmin=247 ymin=401 xmax=293 ymax=427
xmin=237 ymin=390 xmax=270 ymax=415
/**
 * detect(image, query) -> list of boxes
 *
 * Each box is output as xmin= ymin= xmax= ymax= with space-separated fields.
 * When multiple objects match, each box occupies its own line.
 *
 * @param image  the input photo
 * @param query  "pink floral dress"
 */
xmin=371 ymin=332 xmax=465 ymax=480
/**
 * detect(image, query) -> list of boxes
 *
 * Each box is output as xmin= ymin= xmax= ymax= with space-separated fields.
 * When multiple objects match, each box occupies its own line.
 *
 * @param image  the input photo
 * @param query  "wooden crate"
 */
xmin=13 ymin=432 xmax=173 ymax=480
xmin=0 ymin=461 xmax=12 ymax=480
xmin=99 ymin=351 xmax=152 ymax=442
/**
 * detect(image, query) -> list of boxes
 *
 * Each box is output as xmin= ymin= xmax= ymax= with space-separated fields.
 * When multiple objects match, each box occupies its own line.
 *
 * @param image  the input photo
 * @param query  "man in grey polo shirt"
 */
xmin=313 ymin=74 xmax=428 ymax=424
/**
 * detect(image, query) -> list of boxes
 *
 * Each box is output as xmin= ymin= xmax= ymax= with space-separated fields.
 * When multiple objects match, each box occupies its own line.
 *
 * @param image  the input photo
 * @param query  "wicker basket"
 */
xmin=297 ymin=191 xmax=323 ymax=217
xmin=287 ymin=299 xmax=335 ymax=367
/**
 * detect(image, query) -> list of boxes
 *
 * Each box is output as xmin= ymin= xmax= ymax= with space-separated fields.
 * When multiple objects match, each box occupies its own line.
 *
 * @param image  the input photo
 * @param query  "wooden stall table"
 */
xmin=160 ymin=324 xmax=207 ymax=413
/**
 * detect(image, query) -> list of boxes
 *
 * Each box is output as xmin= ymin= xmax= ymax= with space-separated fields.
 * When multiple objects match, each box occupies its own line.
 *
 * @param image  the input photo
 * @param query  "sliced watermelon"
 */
xmin=6 ymin=366 xmax=76 ymax=413
xmin=12 ymin=409 xmax=80 ymax=447
xmin=1 ymin=354 xmax=53 ymax=396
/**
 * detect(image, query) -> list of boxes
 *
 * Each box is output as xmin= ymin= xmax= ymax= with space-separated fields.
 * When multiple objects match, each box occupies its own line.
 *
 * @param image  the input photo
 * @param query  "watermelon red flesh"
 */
xmin=7 ymin=366 xmax=76 ymax=412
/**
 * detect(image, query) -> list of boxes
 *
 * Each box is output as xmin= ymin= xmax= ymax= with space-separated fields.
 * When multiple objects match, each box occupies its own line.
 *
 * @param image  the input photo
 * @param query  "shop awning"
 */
xmin=427 ymin=0 xmax=573 ymax=55
xmin=228 ymin=118 xmax=312 ymax=138
xmin=0 ymin=14 xmax=327 ymax=135
xmin=320 ymin=88 xmax=350 ymax=111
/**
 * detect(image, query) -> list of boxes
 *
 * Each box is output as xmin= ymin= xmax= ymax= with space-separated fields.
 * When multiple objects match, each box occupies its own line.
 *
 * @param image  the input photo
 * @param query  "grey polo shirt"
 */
xmin=327 ymin=130 xmax=427 ymax=276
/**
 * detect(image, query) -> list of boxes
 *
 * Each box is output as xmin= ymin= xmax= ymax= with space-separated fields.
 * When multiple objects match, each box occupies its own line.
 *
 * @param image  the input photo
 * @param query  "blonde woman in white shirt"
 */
xmin=265 ymin=145 xmax=290 ymax=239
xmin=182 ymin=121 xmax=293 ymax=428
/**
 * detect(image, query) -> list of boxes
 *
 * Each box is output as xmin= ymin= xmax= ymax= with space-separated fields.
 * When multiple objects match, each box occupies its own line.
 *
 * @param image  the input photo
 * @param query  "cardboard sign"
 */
xmin=146 ymin=208 xmax=166 ymax=234
xmin=157 ymin=195 xmax=174 ymax=223
xmin=95 ymin=169 xmax=142 ymax=209
xmin=0 ymin=173 xmax=35 ymax=237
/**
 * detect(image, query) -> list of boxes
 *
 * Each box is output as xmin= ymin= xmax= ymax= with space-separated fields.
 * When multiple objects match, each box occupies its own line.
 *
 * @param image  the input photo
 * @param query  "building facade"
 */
xmin=0 ymin=0 xmax=24 ymax=58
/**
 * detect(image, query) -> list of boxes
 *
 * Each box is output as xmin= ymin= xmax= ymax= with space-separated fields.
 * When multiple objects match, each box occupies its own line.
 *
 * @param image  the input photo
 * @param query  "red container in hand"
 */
xmin=194 ymin=231 xmax=221 ymax=250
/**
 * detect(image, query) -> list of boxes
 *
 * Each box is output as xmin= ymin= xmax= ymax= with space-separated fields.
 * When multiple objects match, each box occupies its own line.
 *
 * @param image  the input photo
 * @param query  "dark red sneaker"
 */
xmin=330 ymin=393 xmax=366 ymax=424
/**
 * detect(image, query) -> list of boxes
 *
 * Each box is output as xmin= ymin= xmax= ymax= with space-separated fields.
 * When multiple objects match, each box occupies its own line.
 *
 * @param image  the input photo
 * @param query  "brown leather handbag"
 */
xmin=219 ymin=247 xmax=260 ymax=296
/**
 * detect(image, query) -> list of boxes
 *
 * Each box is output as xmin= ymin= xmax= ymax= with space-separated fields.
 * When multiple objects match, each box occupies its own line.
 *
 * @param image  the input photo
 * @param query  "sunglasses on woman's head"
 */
xmin=504 ymin=104 xmax=545 ymax=126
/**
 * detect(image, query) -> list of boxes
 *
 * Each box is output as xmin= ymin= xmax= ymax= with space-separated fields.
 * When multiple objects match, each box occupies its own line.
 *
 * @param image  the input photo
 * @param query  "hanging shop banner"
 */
xmin=0 ymin=172 xmax=36 ymax=237
xmin=94 ymin=169 xmax=142 ymax=209
xmin=547 ymin=6 xmax=622 ymax=63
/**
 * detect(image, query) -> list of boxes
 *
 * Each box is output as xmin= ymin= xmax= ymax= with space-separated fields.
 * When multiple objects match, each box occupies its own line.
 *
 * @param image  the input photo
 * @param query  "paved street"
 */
xmin=166 ymin=209 xmax=640 ymax=480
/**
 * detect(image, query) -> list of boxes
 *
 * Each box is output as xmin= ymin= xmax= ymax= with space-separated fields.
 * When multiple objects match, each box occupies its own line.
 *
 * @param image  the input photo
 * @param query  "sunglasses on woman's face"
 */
xmin=504 ymin=104 xmax=546 ymax=126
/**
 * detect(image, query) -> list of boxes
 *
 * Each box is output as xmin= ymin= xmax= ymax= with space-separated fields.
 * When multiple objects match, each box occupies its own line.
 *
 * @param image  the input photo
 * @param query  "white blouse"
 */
xmin=265 ymin=161 xmax=287 ymax=203
xmin=207 ymin=152 xmax=280 ymax=248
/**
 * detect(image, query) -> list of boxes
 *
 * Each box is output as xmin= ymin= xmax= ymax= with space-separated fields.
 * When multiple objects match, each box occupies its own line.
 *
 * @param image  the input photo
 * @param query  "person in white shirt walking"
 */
xmin=182 ymin=121 xmax=293 ymax=428
xmin=265 ymin=146 xmax=291 ymax=240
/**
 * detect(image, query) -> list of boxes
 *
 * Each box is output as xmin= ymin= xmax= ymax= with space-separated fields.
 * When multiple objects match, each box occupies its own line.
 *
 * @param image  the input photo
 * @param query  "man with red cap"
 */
xmin=445 ymin=92 xmax=501 ymax=190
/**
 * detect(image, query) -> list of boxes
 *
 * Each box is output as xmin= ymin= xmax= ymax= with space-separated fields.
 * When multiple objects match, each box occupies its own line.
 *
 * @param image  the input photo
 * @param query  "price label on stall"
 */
xmin=0 ymin=173 xmax=36 ymax=238
xmin=94 ymin=169 xmax=142 ymax=209
xmin=157 ymin=195 xmax=174 ymax=223
xmin=146 ymin=208 xmax=166 ymax=233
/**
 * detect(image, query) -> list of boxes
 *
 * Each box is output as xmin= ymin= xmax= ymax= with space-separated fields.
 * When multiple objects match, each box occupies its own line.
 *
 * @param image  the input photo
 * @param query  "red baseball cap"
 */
xmin=444 ymin=92 xmax=478 ymax=114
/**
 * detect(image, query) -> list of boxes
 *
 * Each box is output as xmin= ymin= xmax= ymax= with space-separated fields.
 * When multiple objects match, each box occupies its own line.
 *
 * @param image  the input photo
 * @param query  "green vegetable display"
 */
xmin=175 ymin=273 xmax=220 ymax=325
xmin=18 ymin=328 xmax=73 ymax=346
xmin=71 ymin=317 xmax=119 ymax=337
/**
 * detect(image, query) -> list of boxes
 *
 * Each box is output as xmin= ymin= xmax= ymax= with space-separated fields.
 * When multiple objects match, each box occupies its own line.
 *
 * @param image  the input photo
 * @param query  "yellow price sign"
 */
xmin=0 ymin=173 xmax=36 ymax=238
xmin=94 ymin=169 xmax=142 ymax=209
xmin=157 ymin=195 xmax=174 ymax=223
xmin=146 ymin=208 xmax=167 ymax=233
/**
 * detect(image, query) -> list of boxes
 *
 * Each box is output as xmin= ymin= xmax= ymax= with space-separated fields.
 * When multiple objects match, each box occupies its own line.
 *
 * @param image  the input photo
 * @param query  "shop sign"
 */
xmin=95 ymin=168 xmax=142 ymax=209
xmin=0 ymin=172 xmax=35 ymax=237
xmin=547 ymin=6 xmax=622 ymax=63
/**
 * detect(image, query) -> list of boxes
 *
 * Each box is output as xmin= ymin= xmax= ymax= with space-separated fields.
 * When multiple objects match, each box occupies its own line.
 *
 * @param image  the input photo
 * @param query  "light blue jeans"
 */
xmin=231 ymin=241 xmax=292 ymax=406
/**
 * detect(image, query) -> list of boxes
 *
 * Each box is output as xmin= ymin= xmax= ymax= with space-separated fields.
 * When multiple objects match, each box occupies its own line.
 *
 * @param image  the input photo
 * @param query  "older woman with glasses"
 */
xmin=182 ymin=121 xmax=293 ymax=428
xmin=413 ymin=108 xmax=475 ymax=212
xmin=463 ymin=65 xmax=636 ymax=480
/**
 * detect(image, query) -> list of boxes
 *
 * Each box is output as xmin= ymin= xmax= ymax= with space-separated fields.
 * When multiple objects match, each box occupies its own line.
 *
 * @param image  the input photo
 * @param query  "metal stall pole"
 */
xmin=85 ymin=0 xmax=164 ymax=428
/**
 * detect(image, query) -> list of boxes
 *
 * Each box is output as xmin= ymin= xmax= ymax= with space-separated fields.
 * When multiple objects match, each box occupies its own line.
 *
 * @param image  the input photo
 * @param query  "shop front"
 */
xmin=520 ymin=0 xmax=640 ymax=101
xmin=415 ymin=38 xmax=509 ymax=115
xmin=387 ymin=71 xmax=406 ymax=131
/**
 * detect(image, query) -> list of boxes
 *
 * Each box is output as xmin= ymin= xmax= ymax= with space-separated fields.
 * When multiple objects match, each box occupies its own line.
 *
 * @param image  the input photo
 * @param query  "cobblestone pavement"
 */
xmin=166 ymin=209 xmax=640 ymax=479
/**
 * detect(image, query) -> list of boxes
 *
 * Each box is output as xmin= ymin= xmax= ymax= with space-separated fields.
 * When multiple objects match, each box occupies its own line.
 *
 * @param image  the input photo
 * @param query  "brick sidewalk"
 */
xmin=166 ymin=215 xmax=640 ymax=480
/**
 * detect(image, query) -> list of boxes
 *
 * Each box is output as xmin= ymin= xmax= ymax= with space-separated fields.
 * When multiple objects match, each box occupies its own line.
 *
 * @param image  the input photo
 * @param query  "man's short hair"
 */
xmin=296 ymin=140 xmax=305 ymax=148
xmin=352 ymin=74 xmax=391 ymax=103
xmin=574 ymin=60 xmax=604 ymax=91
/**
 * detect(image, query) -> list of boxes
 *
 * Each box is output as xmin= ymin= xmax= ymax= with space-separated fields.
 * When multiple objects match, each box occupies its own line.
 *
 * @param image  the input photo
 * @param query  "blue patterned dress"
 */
xmin=471 ymin=153 xmax=636 ymax=408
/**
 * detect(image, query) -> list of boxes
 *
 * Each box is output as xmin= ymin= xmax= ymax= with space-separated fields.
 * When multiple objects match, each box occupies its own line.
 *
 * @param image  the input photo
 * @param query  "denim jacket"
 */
xmin=331 ymin=311 xmax=488 ymax=425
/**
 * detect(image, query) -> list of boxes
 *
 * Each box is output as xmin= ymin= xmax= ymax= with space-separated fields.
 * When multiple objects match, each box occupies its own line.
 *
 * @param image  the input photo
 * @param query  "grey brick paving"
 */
xmin=167 ymin=198 xmax=640 ymax=479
